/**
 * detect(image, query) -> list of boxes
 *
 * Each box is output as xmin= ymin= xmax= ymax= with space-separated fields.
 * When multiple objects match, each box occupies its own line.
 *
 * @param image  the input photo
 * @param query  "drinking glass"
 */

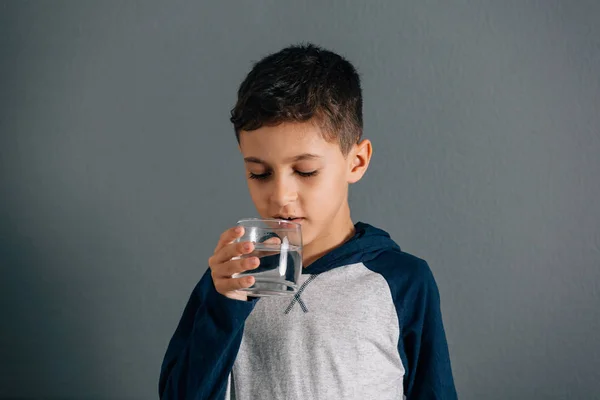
xmin=232 ymin=218 xmax=302 ymax=297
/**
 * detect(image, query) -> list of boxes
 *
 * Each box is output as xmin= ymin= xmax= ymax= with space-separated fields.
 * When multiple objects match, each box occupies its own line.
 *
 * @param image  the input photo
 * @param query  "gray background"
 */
xmin=1 ymin=1 xmax=599 ymax=399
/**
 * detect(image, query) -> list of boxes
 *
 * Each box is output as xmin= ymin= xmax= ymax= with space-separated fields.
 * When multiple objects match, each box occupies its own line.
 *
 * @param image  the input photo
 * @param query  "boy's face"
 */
xmin=238 ymin=121 xmax=371 ymax=251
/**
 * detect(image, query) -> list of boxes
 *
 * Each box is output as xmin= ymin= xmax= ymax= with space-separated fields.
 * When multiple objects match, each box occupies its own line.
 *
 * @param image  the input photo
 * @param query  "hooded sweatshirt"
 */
xmin=159 ymin=222 xmax=457 ymax=400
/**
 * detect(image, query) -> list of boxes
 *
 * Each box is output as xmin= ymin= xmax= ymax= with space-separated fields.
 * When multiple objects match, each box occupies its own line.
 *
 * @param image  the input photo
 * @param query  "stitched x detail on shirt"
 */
xmin=284 ymin=274 xmax=318 ymax=314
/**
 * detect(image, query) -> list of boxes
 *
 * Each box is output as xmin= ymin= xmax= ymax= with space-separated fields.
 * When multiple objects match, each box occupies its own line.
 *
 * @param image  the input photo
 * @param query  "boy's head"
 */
xmin=231 ymin=44 xmax=372 ymax=255
xmin=231 ymin=43 xmax=363 ymax=156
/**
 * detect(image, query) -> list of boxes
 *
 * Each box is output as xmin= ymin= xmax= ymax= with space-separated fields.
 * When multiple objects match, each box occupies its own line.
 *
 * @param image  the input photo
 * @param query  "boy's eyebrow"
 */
xmin=244 ymin=153 xmax=322 ymax=164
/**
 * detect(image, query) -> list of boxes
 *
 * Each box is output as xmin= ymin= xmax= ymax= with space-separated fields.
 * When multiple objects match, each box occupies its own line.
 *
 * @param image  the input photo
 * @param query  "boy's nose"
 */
xmin=270 ymin=177 xmax=298 ymax=207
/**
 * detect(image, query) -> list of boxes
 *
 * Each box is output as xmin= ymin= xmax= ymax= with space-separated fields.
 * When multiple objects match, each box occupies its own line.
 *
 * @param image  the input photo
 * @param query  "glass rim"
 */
xmin=236 ymin=217 xmax=301 ymax=230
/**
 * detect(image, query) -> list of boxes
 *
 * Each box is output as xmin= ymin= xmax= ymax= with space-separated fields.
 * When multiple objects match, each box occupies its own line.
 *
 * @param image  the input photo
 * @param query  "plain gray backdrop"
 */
xmin=1 ymin=1 xmax=599 ymax=399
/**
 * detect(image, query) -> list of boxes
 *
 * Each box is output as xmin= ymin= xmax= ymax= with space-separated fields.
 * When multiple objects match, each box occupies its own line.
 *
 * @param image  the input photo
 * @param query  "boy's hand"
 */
xmin=208 ymin=226 xmax=259 ymax=301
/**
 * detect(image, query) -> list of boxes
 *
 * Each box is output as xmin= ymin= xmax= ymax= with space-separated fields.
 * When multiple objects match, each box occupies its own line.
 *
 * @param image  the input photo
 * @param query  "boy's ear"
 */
xmin=347 ymin=139 xmax=373 ymax=184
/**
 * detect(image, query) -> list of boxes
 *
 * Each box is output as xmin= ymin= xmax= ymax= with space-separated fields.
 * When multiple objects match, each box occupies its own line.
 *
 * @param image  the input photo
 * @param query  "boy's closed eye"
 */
xmin=248 ymin=170 xmax=319 ymax=180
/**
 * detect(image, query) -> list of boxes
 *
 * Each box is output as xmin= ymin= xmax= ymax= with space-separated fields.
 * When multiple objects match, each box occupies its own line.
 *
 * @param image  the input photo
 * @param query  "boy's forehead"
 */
xmin=239 ymin=122 xmax=339 ymax=160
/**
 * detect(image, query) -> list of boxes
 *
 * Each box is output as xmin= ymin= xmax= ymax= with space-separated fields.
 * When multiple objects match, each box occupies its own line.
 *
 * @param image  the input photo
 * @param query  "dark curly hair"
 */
xmin=230 ymin=43 xmax=363 ymax=156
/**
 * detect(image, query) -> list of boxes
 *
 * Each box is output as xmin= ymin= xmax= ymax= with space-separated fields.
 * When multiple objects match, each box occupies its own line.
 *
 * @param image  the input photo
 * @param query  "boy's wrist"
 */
xmin=203 ymin=279 xmax=258 ymax=330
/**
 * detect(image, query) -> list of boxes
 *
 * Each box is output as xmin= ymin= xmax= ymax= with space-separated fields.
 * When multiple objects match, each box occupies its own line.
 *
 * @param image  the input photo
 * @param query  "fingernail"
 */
xmin=235 ymin=227 xmax=242 ymax=233
xmin=244 ymin=243 xmax=251 ymax=250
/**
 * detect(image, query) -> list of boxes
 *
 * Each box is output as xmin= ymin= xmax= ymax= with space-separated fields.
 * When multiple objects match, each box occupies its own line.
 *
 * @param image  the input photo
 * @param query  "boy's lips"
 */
xmin=274 ymin=216 xmax=305 ymax=223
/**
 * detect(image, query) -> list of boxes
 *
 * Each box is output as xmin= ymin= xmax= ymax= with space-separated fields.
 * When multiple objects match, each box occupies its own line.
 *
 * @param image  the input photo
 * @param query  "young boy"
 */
xmin=159 ymin=44 xmax=457 ymax=399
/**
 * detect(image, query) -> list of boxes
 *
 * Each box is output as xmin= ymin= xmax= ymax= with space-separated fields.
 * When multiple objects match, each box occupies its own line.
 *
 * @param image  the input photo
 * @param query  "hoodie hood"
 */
xmin=302 ymin=222 xmax=400 ymax=275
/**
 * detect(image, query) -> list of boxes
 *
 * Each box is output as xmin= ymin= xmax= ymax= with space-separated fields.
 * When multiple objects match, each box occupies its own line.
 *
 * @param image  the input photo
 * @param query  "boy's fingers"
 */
xmin=262 ymin=236 xmax=282 ymax=245
xmin=235 ymin=276 xmax=255 ymax=290
xmin=227 ymin=241 xmax=254 ymax=261
xmin=218 ymin=257 xmax=259 ymax=278
xmin=229 ymin=276 xmax=255 ymax=291
xmin=214 ymin=226 xmax=244 ymax=253
xmin=211 ymin=241 xmax=254 ymax=266
xmin=215 ymin=275 xmax=255 ymax=293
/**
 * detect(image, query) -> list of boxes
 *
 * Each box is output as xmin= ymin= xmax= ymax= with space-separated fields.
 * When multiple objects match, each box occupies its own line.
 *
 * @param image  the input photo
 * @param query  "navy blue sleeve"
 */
xmin=365 ymin=253 xmax=457 ymax=399
xmin=159 ymin=269 xmax=257 ymax=400
xmin=398 ymin=260 xmax=457 ymax=399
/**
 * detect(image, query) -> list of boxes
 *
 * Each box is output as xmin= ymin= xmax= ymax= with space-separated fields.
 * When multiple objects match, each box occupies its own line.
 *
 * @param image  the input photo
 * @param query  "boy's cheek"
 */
xmin=247 ymin=190 xmax=266 ymax=212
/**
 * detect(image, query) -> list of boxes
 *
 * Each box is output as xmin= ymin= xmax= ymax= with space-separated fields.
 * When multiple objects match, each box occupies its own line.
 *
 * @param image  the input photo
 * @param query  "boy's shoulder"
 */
xmin=362 ymin=246 xmax=438 ymax=296
xmin=347 ymin=221 xmax=436 ymax=290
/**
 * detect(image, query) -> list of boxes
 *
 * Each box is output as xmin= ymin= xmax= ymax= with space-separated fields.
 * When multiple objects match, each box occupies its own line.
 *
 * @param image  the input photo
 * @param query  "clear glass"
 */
xmin=232 ymin=218 xmax=302 ymax=297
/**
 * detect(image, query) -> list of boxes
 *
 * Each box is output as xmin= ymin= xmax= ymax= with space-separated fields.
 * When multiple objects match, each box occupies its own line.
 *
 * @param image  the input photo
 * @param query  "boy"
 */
xmin=159 ymin=44 xmax=457 ymax=399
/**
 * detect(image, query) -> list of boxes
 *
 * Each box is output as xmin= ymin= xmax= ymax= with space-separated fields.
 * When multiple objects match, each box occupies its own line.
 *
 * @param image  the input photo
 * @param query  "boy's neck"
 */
xmin=302 ymin=204 xmax=356 ymax=267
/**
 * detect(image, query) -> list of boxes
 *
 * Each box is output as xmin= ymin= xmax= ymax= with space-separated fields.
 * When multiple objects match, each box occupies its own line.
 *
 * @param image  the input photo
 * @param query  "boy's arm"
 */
xmin=159 ymin=269 xmax=257 ymax=400
xmin=398 ymin=260 xmax=457 ymax=400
